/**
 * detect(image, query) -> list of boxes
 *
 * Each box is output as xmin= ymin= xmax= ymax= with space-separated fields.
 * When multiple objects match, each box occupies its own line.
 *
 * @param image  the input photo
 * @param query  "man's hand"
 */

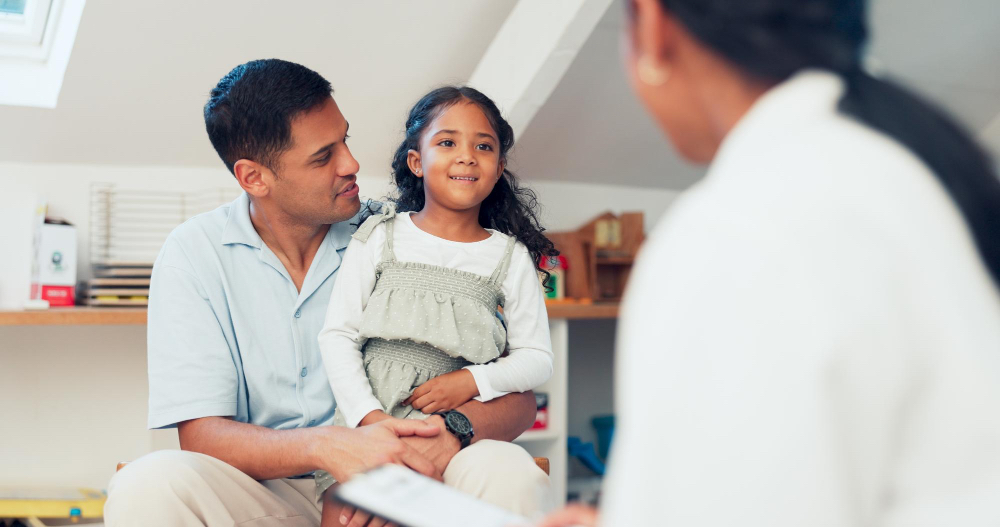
xmin=535 ymin=504 xmax=599 ymax=527
xmin=321 ymin=418 xmax=451 ymax=527
xmin=311 ymin=418 xmax=443 ymax=483
xmin=404 ymin=369 xmax=479 ymax=413
xmin=399 ymin=414 xmax=461 ymax=476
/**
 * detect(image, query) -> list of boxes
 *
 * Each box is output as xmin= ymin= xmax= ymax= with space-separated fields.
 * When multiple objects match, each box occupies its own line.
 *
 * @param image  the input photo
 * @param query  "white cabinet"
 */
xmin=513 ymin=319 xmax=569 ymax=505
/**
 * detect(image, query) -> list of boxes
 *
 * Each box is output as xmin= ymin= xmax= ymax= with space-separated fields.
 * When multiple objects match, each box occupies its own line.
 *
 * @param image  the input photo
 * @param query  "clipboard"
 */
xmin=335 ymin=464 xmax=531 ymax=527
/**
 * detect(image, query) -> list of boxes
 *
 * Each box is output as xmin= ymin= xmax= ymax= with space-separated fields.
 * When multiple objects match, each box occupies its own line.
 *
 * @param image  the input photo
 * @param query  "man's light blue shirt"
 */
xmin=147 ymin=192 xmax=362 ymax=430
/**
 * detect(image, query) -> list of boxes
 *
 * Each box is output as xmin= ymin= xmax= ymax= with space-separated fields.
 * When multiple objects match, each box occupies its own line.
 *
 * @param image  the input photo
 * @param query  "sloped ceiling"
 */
xmin=514 ymin=0 xmax=1000 ymax=189
xmin=2 ymin=0 xmax=997 ymax=190
xmin=0 ymin=0 xmax=517 ymax=176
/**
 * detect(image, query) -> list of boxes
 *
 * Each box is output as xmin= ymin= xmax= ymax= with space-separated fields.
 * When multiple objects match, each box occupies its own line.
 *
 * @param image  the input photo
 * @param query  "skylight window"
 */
xmin=0 ymin=0 xmax=27 ymax=15
xmin=0 ymin=0 xmax=50 ymax=46
xmin=0 ymin=0 xmax=85 ymax=108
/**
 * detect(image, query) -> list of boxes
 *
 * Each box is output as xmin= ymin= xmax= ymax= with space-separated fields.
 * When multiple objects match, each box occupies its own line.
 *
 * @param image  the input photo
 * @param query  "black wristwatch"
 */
xmin=434 ymin=410 xmax=474 ymax=448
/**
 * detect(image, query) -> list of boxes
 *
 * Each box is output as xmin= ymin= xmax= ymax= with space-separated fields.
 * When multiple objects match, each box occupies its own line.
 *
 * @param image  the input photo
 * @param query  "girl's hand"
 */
xmin=336 ymin=504 xmax=398 ymax=527
xmin=404 ymin=369 xmax=479 ymax=414
xmin=359 ymin=409 xmax=392 ymax=427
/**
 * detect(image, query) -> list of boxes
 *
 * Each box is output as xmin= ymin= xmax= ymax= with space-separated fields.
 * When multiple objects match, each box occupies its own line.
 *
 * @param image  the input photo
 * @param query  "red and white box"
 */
xmin=531 ymin=392 xmax=549 ymax=430
xmin=32 ymin=220 xmax=78 ymax=307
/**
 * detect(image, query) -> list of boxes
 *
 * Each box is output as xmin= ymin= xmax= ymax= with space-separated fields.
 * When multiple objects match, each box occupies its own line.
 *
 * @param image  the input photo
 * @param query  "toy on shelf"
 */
xmin=567 ymin=436 xmax=605 ymax=476
xmin=531 ymin=392 xmax=549 ymax=430
xmin=591 ymin=414 xmax=615 ymax=460
xmin=539 ymin=255 xmax=569 ymax=301
xmin=546 ymin=212 xmax=645 ymax=302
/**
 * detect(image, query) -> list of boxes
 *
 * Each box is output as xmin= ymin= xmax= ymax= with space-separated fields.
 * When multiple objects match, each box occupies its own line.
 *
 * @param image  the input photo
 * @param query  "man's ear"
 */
xmin=406 ymin=149 xmax=423 ymax=178
xmin=233 ymin=159 xmax=272 ymax=198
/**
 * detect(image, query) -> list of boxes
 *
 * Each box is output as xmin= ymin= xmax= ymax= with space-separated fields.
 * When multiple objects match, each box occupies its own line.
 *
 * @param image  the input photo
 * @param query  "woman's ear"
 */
xmin=406 ymin=149 xmax=423 ymax=177
xmin=630 ymin=0 xmax=675 ymax=73
xmin=497 ymin=160 xmax=506 ymax=180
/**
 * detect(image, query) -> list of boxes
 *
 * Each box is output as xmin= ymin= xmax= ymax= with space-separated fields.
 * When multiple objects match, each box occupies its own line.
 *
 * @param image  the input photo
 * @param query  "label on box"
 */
xmin=42 ymin=285 xmax=75 ymax=306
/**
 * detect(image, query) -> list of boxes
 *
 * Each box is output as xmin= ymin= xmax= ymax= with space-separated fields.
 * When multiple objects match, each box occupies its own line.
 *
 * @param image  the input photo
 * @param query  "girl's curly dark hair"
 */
xmin=388 ymin=86 xmax=558 ymax=286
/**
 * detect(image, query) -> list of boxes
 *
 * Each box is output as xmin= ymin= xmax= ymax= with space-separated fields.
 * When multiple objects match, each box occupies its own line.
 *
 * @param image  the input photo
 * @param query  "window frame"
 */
xmin=0 ymin=0 xmax=85 ymax=108
xmin=0 ymin=0 xmax=53 ymax=47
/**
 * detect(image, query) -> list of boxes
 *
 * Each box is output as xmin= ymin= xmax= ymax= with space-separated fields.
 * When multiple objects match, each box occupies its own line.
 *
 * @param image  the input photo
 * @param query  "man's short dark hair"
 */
xmin=204 ymin=59 xmax=333 ymax=174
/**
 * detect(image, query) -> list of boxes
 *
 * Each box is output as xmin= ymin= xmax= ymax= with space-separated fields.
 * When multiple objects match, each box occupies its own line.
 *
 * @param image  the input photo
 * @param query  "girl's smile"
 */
xmin=448 ymin=174 xmax=479 ymax=182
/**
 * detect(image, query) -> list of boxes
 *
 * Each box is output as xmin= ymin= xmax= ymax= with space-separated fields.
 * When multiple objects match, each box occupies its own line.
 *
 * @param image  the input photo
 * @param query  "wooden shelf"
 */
xmin=515 ymin=429 xmax=560 ymax=442
xmin=2 ymin=306 xmax=589 ymax=508
xmin=595 ymin=257 xmax=634 ymax=265
xmin=0 ymin=301 xmax=617 ymax=326
xmin=544 ymin=301 xmax=619 ymax=320
xmin=0 ymin=307 xmax=147 ymax=326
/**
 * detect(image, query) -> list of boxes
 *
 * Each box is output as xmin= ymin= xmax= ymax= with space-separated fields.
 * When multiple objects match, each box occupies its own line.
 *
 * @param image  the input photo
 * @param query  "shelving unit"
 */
xmin=545 ymin=302 xmax=619 ymax=320
xmin=0 ymin=307 xmax=147 ymax=326
xmin=516 ymin=429 xmax=561 ymax=442
xmin=512 ymin=317 xmax=570 ymax=505
xmin=0 ymin=302 xmax=615 ymax=326
xmin=0 ymin=300 xmax=618 ymax=506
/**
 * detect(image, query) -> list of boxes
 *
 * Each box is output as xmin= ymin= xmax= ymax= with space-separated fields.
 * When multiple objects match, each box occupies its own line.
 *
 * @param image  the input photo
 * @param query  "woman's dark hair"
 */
xmin=647 ymin=0 xmax=1000 ymax=287
xmin=388 ymin=86 xmax=558 ymax=283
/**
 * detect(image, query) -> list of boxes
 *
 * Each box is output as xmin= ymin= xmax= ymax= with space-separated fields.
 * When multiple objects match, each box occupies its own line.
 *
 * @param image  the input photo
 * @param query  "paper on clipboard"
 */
xmin=335 ymin=464 xmax=532 ymax=527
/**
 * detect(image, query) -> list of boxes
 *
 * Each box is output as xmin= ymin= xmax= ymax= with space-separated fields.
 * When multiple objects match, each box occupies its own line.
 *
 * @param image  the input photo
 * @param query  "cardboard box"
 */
xmin=0 ymin=191 xmax=44 ymax=310
xmin=32 ymin=221 xmax=78 ymax=307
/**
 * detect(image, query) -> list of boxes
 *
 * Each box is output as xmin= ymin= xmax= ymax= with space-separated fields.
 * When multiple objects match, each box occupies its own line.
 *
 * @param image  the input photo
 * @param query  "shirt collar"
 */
xmin=326 ymin=211 xmax=356 ymax=251
xmin=717 ymin=69 xmax=844 ymax=160
xmin=220 ymin=191 xmax=357 ymax=251
xmin=220 ymin=192 xmax=261 ymax=248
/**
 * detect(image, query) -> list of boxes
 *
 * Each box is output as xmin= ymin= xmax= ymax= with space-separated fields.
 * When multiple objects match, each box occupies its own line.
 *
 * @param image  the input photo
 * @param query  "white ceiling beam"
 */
xmin=468 ymin=0 xmax=616 ymax=139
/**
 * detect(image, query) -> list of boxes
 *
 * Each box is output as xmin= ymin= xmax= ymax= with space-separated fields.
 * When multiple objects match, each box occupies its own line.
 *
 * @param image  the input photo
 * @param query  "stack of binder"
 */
xmin=85 ymin=262 xmax=153 ymax=306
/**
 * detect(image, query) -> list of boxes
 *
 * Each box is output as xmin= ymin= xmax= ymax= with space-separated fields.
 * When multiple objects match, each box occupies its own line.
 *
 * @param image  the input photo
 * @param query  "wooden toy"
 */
xmin=545 ymin=212 xmax=645 ymax=302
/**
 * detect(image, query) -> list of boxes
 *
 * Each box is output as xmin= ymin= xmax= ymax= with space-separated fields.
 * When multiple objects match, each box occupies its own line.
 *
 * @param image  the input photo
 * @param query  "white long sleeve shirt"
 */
xmin=318 ymin=211 xmax=553 ymax=428
xmin=601 ymin=70 xmax=1000 ymax=526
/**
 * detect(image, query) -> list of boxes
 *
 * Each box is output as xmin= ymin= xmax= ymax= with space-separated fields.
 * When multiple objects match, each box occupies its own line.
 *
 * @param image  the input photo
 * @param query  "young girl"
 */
xmin=316 ymin=86 xmax=558 ymax=520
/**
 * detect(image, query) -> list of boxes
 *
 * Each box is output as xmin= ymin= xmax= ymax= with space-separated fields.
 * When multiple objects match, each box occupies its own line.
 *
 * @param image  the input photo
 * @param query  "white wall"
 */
xmin=0 ymin=161 xmax=678 ymax=274
xmin=0 ymin=325 xmax=178 ymax=489
xmin=0 ymin=161 xmax=678 ymax=490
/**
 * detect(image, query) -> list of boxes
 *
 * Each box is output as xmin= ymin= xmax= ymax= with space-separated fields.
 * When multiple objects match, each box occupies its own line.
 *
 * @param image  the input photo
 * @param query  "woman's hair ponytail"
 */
xmin=838 ymin=69 xmax=1000 ymax=283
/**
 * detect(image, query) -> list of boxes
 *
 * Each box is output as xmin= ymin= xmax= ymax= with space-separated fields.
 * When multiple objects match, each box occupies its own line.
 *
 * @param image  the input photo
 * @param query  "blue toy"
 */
xmin=567 ymin=436 xmax=605 ymax=476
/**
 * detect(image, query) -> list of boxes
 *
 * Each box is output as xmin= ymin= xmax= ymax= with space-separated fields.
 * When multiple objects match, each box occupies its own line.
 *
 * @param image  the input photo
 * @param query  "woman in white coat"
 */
xmin=540 ymin=0 xmax=1000 ymax=525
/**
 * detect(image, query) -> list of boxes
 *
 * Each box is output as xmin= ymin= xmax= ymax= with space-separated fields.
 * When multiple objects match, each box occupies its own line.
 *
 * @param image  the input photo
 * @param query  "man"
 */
xmin=105 ymin=59 xmax=551 ymax=526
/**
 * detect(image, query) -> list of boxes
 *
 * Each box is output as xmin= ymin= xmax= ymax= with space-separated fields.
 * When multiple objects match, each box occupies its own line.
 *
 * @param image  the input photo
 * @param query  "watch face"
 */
xmin=445 ymin=411 xmax=472 ymax=436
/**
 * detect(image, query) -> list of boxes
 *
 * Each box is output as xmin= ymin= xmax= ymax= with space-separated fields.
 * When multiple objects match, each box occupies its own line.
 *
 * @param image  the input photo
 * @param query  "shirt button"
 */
xmin=294 ymin=310 xmax=301 ymax=318
xmin=300 ymin=367 xmax=308 ymax=377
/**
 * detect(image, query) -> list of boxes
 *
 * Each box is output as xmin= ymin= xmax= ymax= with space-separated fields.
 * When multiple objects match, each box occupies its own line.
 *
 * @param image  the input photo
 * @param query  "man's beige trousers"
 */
xmin=104 ymin=440 xmax=552 ymax=526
